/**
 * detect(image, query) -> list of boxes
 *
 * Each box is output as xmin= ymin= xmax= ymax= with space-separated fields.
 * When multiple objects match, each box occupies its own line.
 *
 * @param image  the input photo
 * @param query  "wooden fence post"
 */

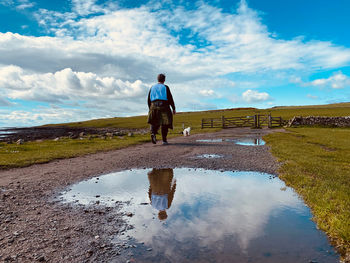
xmin=268 ymin=114 xmax=271 ymax=128
xmin=211 ymin=119 xmax=213 ymax=128
xmin=201 ymin=119 xmax=203 ymax=129
xmin=222 ymin=116 xmax=225 ymax=128
xmin=253 ymin=115 xmax=257 ymax=128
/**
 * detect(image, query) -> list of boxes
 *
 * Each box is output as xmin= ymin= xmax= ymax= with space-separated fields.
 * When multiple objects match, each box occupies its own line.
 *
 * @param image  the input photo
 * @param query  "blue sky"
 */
xmin=0 ymin=0 xmax=350 ymax=126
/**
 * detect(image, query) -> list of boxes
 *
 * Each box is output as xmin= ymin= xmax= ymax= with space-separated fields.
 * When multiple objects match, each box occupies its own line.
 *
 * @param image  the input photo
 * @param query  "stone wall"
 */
xmin=287 ymin=116 xmax=350 ymax=127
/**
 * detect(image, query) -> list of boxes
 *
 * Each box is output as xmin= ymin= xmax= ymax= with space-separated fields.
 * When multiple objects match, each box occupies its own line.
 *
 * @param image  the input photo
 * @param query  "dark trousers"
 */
xmin=151 ymin=125 xmax=168 ymax=142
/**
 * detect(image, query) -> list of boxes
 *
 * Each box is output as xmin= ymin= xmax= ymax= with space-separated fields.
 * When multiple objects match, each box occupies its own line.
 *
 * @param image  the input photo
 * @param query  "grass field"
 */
xmin=264 ymin=127 xmax=350 ymax=260
xmin=45 ymin=102 xmax=350 ymax=130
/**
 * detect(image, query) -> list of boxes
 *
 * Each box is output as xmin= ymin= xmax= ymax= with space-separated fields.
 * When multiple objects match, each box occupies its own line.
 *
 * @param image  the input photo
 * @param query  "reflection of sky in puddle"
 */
xmin=61 ymin=169 xmax=338 ymax=263
xmin=228 ymin=138 xmax=266 ymax=146
xmin=195 ymin=138 xmax=266 ymax=146
xmin=194 ymin=154 xmax=223 ymax=159
xmin=196 ymin=139 xmax=223 ymax=142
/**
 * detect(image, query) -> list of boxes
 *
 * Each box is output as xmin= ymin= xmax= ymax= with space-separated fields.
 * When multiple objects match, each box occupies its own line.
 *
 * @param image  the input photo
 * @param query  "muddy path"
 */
xmin=0 ymin=128 xmax=281 ymax=262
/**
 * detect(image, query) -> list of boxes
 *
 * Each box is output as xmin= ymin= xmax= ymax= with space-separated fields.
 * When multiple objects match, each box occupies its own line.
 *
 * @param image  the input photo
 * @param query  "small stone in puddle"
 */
xmin=147 ymin=248 xmax=152 ymax=251
xmin=95 ymin=195 xmax=100 ymax=198
xmin=140 ymin=203 xmax=148 ymax=205
xmin=126 ymin=212 xmax=133 ymax=217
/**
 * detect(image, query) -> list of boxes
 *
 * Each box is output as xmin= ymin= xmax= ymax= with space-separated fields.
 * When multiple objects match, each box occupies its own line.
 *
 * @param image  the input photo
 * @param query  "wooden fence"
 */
xmin=201 ymin=115 xmax=286 ymax=129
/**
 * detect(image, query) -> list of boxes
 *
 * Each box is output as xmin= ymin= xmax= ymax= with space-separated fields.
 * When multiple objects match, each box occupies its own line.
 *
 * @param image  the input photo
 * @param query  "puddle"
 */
xmin=60 ymin=169 xmax=339 ymax=263
xmin=196 ymin=139 xmax=223 ymax=143
xmin=195 ymin=138 xmax=265 ymax=146
xmin=194 ymin=154 xmax=224 ymax=159
xmin=228 ymin=138 xmax=266 ymax=146
xmin=0 ymin=128 xmax=18 ymax=139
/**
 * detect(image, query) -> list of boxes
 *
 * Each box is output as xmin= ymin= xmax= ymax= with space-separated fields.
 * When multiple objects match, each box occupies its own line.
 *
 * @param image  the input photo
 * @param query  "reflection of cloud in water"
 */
xmin=126 ymin=170 xmax=303 ymax=254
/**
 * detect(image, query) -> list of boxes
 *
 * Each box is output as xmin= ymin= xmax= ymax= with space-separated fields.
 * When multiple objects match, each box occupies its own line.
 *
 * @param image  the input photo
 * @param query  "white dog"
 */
xmin=183 ymin=127 xmax=191 ymax=136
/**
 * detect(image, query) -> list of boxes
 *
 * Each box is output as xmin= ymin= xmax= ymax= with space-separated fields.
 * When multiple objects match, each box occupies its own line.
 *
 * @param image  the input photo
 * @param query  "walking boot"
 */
xmin=151 ymin=133 xmax=157 ymax=144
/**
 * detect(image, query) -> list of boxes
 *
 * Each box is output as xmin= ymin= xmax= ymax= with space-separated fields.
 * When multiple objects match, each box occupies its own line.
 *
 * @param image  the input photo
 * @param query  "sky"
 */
xmin=0 ymin=0 xmax=350 ymax=127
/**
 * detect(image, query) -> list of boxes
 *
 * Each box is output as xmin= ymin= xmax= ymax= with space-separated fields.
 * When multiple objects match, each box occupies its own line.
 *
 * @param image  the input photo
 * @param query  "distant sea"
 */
xmin=0 ymin=127 xmax=18 ymax=139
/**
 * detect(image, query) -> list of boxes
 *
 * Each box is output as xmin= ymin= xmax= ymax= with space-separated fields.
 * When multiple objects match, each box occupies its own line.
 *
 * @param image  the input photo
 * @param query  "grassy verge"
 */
xmin=0 ymin=135 xmax=148 ymax=169
xmin=264 ymin=127 xmax=350 ymax=259
xmin=0 ymin=127 xmax=220 ymax=169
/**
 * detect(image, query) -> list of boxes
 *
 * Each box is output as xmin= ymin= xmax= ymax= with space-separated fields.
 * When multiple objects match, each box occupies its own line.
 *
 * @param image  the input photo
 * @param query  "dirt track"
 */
xmin=0 ymin=128 xmax=281 ymax=262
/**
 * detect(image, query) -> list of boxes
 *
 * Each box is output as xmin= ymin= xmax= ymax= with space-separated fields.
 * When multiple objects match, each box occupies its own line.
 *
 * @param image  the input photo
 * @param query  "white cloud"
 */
xmin=16 ymin=2 xmax=35 ymax=10
xmin=0 ymin=65 xmax=149 ymax=103
xmin=199 ymin=89 xmax=215 ymax=96
xmin=310 ymin=72 xmax=350 ymax=89
xmin=0 ymin=107 xmax=94 ymax=127
xmin=71 ymin=0 xmax=101 ymax=16
xmin=0 ymin=0 xmax=14 ymax=6
xmin=242 ymin=89 xmax=270 ymax=103
xmin=71 ymin=0 xmax=118 ymax=16
xmin=294 ymin=72 xmax=350 ymax=89
xmin=290 ymin=76 xmax=302 ymax=84
xmin=307 ymin=94 xmax=318 ymax=99
xmin=1 ymin=0 xmax=35 ymax=9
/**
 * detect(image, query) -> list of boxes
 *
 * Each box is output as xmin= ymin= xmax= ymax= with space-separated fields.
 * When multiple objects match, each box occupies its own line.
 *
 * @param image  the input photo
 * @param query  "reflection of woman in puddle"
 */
xmin=148 ymin=169 xmax=176 ymax=221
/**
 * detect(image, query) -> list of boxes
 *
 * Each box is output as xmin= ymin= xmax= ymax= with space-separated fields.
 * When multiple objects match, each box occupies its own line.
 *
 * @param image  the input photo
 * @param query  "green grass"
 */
xmin=264 ymin=127 xmax=350 ymax=259
xmin=0 ymin=135 xmax=149 ymax=169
